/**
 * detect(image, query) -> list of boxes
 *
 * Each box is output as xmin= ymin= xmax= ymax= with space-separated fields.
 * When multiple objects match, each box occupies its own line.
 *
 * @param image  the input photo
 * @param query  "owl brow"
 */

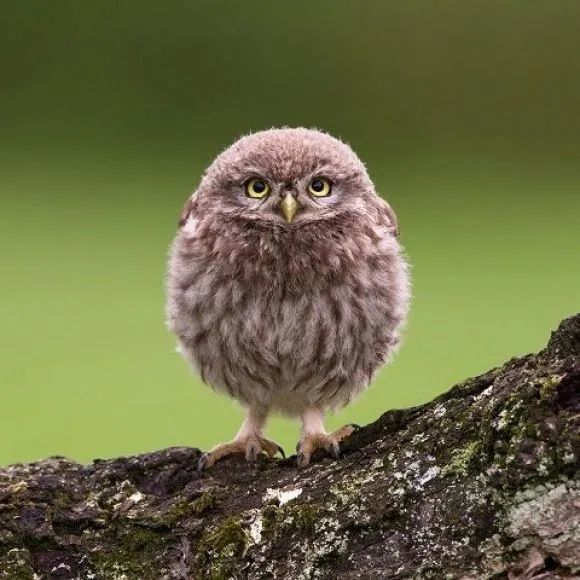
xmin=237 ymin=165 xmax=270 ymax=182
xmin=234 ymin=177 xmax=266 ymax=189
xmin=308 ymin=162 xmax=347 ymax=182
xmin=321 ymin=169 xmax=361 ymax=183
xmin=225 ymin=176 xmax=259 ymax=189
xmin=309 ymin=161 xmax=332 ymax=175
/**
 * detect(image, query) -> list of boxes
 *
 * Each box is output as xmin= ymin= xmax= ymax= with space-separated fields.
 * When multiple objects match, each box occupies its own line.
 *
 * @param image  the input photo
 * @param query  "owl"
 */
xmin=166 ymin=128 xmax=410 ymax=470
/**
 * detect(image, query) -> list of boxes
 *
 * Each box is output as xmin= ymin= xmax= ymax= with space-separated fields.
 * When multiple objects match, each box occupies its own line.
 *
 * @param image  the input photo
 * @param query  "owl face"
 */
xmin=193 ymin=128 xmax=378 ymax=227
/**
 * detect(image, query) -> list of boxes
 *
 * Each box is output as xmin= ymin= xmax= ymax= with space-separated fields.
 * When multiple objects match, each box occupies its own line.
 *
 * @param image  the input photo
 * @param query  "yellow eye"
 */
xmin=246 ymin=178 xmax=270 ymax=199
xmin=308 ymin=177 xmax=331 ymax=197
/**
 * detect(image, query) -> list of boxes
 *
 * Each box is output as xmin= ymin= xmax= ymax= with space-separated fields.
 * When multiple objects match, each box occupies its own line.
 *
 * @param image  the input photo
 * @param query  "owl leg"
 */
xmin=296 ymin=407 xmax=358 ymax=468
xmin=197 ymin=407 xmax=285 ymax=472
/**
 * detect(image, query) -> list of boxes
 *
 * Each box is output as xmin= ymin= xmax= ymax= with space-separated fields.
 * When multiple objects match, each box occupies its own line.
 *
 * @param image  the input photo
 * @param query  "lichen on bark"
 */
xmin=0 ymin=316 xmax=578 ymax=579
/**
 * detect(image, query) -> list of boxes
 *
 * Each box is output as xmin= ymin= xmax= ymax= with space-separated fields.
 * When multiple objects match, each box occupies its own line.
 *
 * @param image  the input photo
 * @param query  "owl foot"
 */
xmin=198 ymin=434 xmax=285 ymax=472
xmin=296 ymin=424 xmax=359 ymax=468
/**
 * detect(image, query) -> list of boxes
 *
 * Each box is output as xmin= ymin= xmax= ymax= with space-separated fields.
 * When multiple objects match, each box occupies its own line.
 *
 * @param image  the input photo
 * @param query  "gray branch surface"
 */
xmin=1 ymin=317 xmax=579 ymax=579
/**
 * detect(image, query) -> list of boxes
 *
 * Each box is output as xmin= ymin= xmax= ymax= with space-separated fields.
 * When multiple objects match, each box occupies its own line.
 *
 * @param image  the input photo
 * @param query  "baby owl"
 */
xmin=167 ymin=128 xmax=410 ymax=470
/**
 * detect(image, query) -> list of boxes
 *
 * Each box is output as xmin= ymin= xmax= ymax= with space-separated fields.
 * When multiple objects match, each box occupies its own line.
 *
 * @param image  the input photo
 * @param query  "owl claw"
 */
xmin=197 ymin=453 xmax=212 ymax=473
xmin=197 ymin=435 xmax=285 ymax=472
xmin=258 ymin=437 xmax=286 ymax=459
xmin=296 ymin=452 xmax=310 ymax=468
xmin=296 ymin=424 xmax=357 ymax=468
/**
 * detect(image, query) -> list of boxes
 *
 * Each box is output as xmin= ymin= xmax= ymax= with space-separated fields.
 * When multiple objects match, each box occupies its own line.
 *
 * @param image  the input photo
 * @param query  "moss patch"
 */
xmin=0 ymin=547 xmax=35 ymax=579
xmin=195 ymin=516 xmax=249 ymax=580
xmin=539 ymin=374 xmax=563 ymax=400
xmin=261 ymin=502 xmax=319 ymax=543
xmin=193 ymin=491 xmax=221 ymax=515
xmin=91 ymin=525 xmax=167 ymax=578
xmin=442 ymin=441 xmax=482 ymax=476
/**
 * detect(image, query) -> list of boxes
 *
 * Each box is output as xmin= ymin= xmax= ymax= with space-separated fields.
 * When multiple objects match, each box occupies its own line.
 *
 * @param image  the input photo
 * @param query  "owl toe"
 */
xmin=256 ymin=436 xmax=286 ymax=459
xmin=296 ymin=423 xmax=359 ymax=468
xmin=197 ymin=452 xmax=214 ymax=473
xmin=245 ymin=441 xmax=261 ymax=462
xmin=295 ymin=434 xmax=336 ymax=467
xmin=296 ymin=451 xmax=311 ymax=468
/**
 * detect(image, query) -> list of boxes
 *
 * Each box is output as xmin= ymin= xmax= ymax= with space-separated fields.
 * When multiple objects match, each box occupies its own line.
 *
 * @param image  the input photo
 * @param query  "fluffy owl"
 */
xmin=166 ymin=128 xmax=410 ymax=470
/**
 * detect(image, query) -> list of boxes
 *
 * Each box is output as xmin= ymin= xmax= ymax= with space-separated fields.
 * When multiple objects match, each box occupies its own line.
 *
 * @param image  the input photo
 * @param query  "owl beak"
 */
xmin=280 ymin=193 xmax=299 ymax=223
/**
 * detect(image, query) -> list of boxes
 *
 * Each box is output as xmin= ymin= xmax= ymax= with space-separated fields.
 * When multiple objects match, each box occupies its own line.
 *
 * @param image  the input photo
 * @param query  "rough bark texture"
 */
xmin=1 ymin=316 xmax=579 ymax=580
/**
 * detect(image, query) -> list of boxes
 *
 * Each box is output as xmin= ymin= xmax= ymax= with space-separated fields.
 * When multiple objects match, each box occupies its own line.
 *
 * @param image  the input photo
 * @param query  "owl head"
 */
xmin=179 ymin=128 xmax=398 ymax=236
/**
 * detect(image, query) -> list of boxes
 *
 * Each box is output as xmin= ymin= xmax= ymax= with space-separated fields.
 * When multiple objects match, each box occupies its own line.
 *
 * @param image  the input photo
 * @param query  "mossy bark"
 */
xmin=1 ymin=316 xmax=579 ymax=579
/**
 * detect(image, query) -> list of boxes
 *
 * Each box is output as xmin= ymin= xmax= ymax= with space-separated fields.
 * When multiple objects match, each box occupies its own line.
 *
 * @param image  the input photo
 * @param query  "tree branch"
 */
xmin=1 ymin=316 xmax=579 ymax=579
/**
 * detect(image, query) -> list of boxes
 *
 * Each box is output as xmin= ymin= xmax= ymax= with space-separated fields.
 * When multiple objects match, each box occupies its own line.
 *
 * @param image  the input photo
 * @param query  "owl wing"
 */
xmin=178 ymin=194 xmax=199 ymax=227
xmin=376 ymin=197 xmax=400 ymax=239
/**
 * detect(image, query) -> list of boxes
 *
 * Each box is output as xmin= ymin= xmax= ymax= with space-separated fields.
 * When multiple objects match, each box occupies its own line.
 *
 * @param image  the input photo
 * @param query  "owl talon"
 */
xmin=198 ymin=434 xmax=284 ymax=471
xmin=296 ymin=452 xmax=310 ymax=468
xmin=197 ymin=453 xmax=213 ymax=473
xmin=296 ymin=423 xmax=357 ymax=468
xmin=259 ymin=437 xmax=286 ymax=459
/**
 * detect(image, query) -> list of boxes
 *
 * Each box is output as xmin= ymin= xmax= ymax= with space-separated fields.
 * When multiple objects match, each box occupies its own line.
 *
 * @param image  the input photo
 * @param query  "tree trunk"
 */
xmin=1 ymin=316 xmax=579 ymax=579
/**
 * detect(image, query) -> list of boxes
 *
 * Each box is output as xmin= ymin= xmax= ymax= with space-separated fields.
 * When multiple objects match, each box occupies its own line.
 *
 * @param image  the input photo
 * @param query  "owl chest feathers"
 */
xmin=168 ymin=218 xmax=409 ymax=414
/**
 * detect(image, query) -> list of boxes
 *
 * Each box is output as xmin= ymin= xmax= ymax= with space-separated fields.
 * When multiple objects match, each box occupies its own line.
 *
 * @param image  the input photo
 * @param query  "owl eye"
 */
xmin=308 ymin=177 xmax=331 ymax=197
xmin=245 ymin=178 xmax=270 ymax=199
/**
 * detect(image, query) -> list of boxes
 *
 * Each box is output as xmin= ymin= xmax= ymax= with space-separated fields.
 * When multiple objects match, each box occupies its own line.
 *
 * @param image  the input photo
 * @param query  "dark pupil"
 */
xmin=252 ymin=180 xmax=266 ymax=193
xmin=311 ymin=179 xmax=324 ymax=192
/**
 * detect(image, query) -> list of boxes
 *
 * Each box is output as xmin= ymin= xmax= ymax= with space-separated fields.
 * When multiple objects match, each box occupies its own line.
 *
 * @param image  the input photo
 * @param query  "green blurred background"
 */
xmin=1 ymin=2 xmax=579 ymax=466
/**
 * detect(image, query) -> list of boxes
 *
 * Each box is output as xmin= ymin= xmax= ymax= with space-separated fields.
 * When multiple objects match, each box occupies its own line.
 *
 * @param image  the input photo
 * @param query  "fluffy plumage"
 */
xmin=166 ymin=128 xmax=410 ymax=468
